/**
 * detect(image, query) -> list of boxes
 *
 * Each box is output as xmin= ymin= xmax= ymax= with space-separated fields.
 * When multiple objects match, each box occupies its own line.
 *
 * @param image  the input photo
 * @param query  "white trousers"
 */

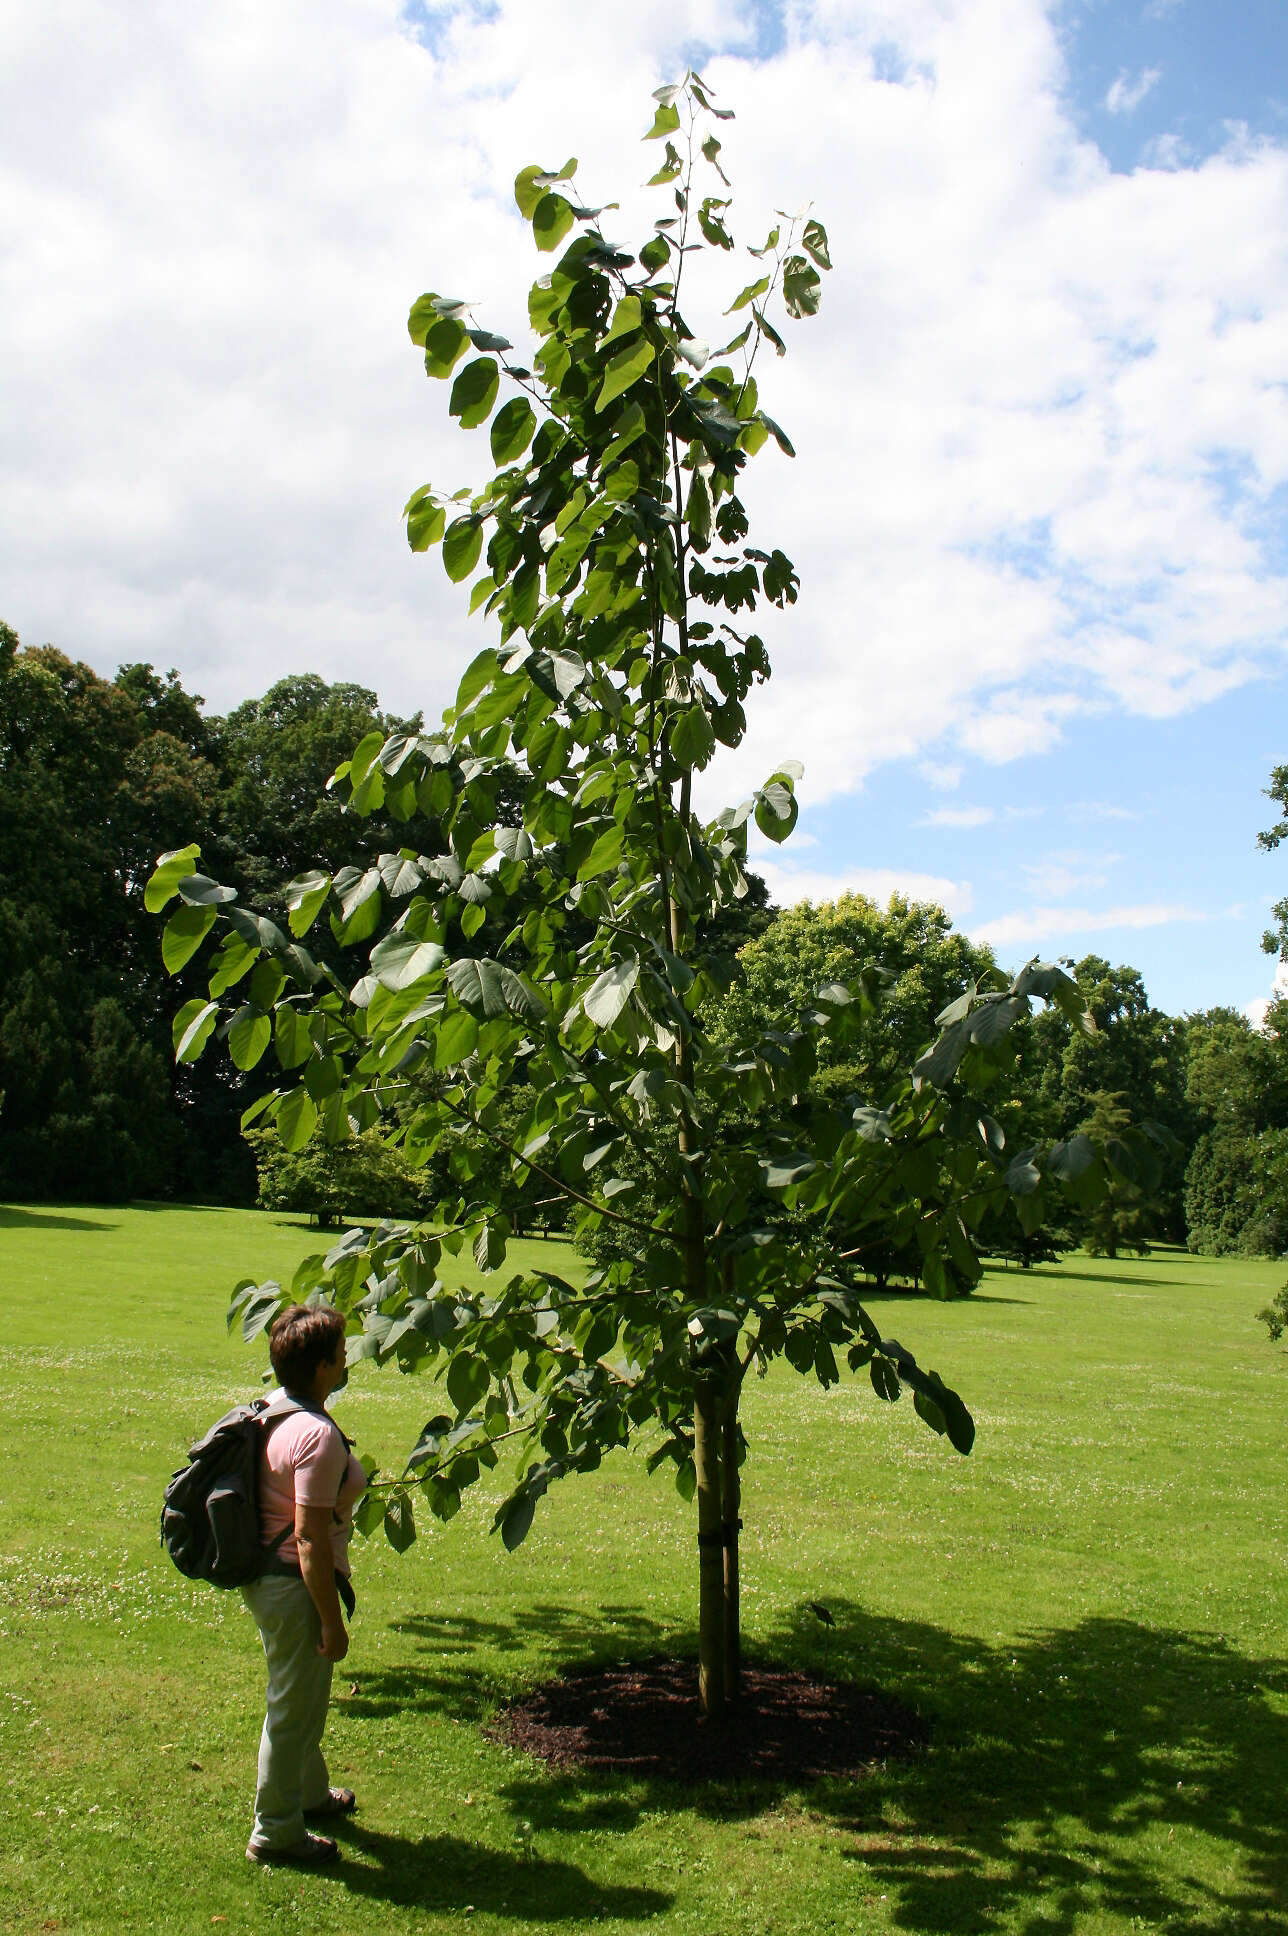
xmin=241 ymin=1573 xmax=333 ymax=1850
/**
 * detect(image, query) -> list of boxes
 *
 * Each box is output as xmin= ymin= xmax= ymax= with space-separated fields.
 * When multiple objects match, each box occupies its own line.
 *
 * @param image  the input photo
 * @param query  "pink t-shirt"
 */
xmin=258 ymin=1408 xmax=367 ymax=1576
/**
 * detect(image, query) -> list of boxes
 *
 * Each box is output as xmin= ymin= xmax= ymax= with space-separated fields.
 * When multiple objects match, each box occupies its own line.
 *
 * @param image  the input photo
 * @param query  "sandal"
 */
xmin=304 ymin=1788 xmax=357 ymax=1820
xmin=246 ymin=1832 xmax=339 ymax=1866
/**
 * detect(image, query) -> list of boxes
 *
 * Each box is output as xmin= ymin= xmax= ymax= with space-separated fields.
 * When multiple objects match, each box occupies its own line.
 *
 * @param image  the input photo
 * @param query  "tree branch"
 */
xmin=435 ymin=1086 xmax=667 ymax=1242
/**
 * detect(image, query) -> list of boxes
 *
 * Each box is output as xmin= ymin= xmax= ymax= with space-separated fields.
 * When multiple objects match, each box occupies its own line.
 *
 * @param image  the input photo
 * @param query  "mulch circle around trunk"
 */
xmin=488 ymin=1656 xmax=929 ymax=1785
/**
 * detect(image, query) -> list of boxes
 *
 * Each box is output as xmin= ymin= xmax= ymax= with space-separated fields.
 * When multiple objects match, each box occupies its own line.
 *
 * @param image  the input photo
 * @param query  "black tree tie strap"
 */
xmin=696 ymin=1520 xmax=743 ymax=1549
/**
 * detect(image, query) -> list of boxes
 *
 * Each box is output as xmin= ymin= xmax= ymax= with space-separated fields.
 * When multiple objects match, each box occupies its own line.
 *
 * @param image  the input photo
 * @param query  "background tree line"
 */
xmin=3 ymin=619 xmax=1285 ymax=1261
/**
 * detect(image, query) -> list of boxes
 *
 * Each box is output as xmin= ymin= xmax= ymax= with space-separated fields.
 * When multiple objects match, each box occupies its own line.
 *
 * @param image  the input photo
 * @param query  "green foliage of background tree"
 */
xmin=582 ymin=891 xmax=1007 ymax=1287
xmin=1076 ymin=1091 xmax=1153 ymax=1258
xmin=1011 ymin=956 xmax=1190 ymax=1241
xmin=1257 ymin=762 xmax=1288 ymax=962
xmin=151 ymin=77 xmax=1145 ymax=1717
xmin=249 ymin=1125 xmax=433 ymax=1229
xmin=1179 ymin=1002 xmax=1288 ymax=1257
xmin=0 ymin=629 xmax=217 ymax=1199
xmin=214 ymin=675 xmax=431 ymax=907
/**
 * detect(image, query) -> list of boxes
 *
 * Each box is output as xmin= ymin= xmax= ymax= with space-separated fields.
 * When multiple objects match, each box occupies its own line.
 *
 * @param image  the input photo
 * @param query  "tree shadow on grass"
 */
xmin=1028 ymin=1266 xmax=1185 ymax=1289
xmin=768 ymin=1601 xmax=1288 ymax=1936
xmin=331 ymin=1822 xmax=672 ymax=1922
xmin=0 ymin=1204 xmax=118 ymax=1232
xmin=347 ymin=1604 xmax=672 ymax=1725
xmin=354 ymin=1598 xmax=1288 ymax=1932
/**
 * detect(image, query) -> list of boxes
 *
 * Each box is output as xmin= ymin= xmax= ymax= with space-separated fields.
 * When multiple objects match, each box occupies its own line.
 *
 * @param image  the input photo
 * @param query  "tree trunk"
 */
xmin=694 ymin=1377 xmax=726 ymax=1717
xmin=721 ymin=1397 xmax=741 ymax=1705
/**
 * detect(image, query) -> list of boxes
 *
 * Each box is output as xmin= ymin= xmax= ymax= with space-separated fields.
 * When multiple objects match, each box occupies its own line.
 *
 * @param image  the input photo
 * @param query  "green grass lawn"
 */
xmin=1 ymin=1201 xmax=1286 ymax=1935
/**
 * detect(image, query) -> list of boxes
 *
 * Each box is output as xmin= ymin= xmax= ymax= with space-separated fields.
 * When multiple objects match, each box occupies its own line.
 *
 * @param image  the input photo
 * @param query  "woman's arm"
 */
xmin=295 ymin=1502 xmax=348 ymax=1661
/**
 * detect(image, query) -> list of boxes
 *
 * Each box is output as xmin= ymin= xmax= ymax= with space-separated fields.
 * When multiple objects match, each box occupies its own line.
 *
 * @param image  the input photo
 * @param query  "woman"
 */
xmin=242 ymin=1302 xmax=367 ymax=1867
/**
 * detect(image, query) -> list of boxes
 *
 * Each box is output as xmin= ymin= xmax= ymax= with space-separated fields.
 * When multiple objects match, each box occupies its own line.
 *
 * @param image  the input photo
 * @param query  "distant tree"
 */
xmin=0 ymin=630 xmax=218 ymax=1199
xmin=1077 ymin=1091 xmax=1152 ymax=1258
xmin=584 ymin=893 xmax=1004 ymax=1287
xmin=1183 ymin=1005 xmax=1288 ymax=1137
xmin=214 ymin=674 xmax=429 ymax=906
xmin=249 ymin=1127 xmax=435 ymax=1229
xmin=1257 ymin=763 xmax=1288 ymax=963
xmin=1014 ymin=957 xmax=1189 ymax=1240
xmin=1180 ymin=1002 xmax=1288 ymax=1257
xmin=1185 ymin=1126 xmax=1288 ymax=1258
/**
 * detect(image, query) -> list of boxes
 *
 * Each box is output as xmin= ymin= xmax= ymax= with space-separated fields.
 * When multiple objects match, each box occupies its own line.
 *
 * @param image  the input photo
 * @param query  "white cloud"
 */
xmin=975 ymin=900 xmax=1205 ymax=950
xmin=0 ymin=0 xmax=1284 ymax=817
xmin=919 ymin=805 xmax=995 ymax=827
xmin=1141 ymin=131 xmax=1193 ymax=171
xmin=755 ymin=859 xmax=972 ymax=922
xmin=1067 ymin=801 xmax=1138 ymax=823
xmin=918 ymin=760 xmax=964 ymax=792
xmin=1018 ymin=849 xmax=1118 ymax=898
xmin=1106 ymin=67 xmax=1161 ymax=116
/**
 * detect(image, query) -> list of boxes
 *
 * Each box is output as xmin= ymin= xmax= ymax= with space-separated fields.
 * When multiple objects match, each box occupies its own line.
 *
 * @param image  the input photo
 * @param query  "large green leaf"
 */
xmin=671 ymin=703 xmax=716 ymax=769
xmin=644 ymin=101 xmax=680 ymax=139
xmin=803 ymin=218 xmax=831 ymax=270
xmin=176 ymin=873 xmax=237 ymax=907
xmin=473 ymin=1217 xmax=509 ymax=1272
xmin=424 ymin=318 xmax=469 ymax=379
xmin=277 ymin=1086 xmax=318 ymax=1152
xmin=783 ymin=254 xmax=822 ymax=318
xmin=369 ymin=931 xmax=445 ymax=992
xmin=173 ymin=998 xmax=218 ymax=1063
xmin=583 ymin=957 xmax=639 ymax=1028
xmin=144 ymin=843 xmax=202 ymax=914
xmin=274 ymin=1005 xmax=313 ymax=1070
xmin=384 ymin=1492 xmax=416 ymax=1554
xmin=595 ymin=337 xmax=656 ymax=414
xmin=208 ymin=933 xmax=258 ymax=997
xmin=532 ymin=193 xmax=574 ymax=253
xmin=443 ymin=517 xmax=484 ymax=583
xmin=162 ymin=904 xmax=216 ymax=973
xmin=285 ymin=870 xmax=331 ymax=938
xmin=601 ymin=294 xmax=642 ymax=350
xmin=433 ymin=1008 xmax=478 ymax=1068
xmin=449 ymin=357 xmax=499 ymax=429
xmin=447 ymin=1350 xmax=490 ymax=1414
xmin=407 ymin=496 xmax=446 ymax=552
xmin=446 ymin=957 xmax=545 ymax=1020
xmin=754 ymin=779 xmax=798 ymax=843
xmin=490 ymin=396 xmax=536 ymax=465
xmin=499 ymin=1493 xmax=535 ymax=1552
xmin=576 ymin=823 xmax=624 ymax=880
xmin=228 ymin=1005 xmax=271 ymax=1071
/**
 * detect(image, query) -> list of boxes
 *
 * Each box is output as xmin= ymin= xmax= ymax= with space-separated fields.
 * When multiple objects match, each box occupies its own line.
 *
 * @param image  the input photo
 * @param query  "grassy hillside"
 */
xmin=1 ymin=1202 xmax=1285 ymax=1934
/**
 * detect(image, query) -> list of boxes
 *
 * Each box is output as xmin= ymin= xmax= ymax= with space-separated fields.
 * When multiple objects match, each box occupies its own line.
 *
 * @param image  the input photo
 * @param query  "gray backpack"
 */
xmin=159 ymin=1392 xmax=310 ymax=1588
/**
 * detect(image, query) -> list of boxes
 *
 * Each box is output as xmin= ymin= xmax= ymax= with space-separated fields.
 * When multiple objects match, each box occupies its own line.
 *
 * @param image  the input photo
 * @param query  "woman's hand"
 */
xmin=318 ymin=1620 xmax=349 ymax=1662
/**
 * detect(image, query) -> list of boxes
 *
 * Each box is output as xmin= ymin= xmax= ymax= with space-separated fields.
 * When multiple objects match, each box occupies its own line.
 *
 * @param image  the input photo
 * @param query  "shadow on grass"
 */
xmin=332 ymin=1823 xmax=671 ymax=1922
xmin=0 ymin=1204 xmax=119 ymax=1232
xmin=352 ymin=1598 xmax=1288 ymax=1933
xmin=1033 ymin=1266 xmax=1186 ymax=1289
xmin=776 ymin=1602 xmax=1288 ymax=1936
xmin=858 ymin=1285 xmax=1031 ymax=1307
xmin=349 ymin=1604 xmax=671 ymax=1725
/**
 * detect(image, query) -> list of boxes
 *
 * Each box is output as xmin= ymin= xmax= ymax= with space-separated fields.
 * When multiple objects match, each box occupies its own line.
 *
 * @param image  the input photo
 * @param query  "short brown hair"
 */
xmin=268 ymin=1303 xmax=347 ymax=1393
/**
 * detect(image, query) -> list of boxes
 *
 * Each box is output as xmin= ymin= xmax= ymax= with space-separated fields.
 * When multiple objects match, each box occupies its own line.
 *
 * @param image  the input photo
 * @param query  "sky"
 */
xmin=2 ymin=0 xmax=1285 ymax=1018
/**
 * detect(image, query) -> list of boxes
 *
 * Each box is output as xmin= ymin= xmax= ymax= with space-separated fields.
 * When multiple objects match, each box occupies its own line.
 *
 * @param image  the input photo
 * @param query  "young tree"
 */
xmin=149 ymin=77 xmax=1136 ymax=1717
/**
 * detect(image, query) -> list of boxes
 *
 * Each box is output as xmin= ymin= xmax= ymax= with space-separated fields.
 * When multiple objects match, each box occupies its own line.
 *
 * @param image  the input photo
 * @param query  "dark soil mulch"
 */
xmin=489 ymin=1656 xmax=929 ymax=1784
